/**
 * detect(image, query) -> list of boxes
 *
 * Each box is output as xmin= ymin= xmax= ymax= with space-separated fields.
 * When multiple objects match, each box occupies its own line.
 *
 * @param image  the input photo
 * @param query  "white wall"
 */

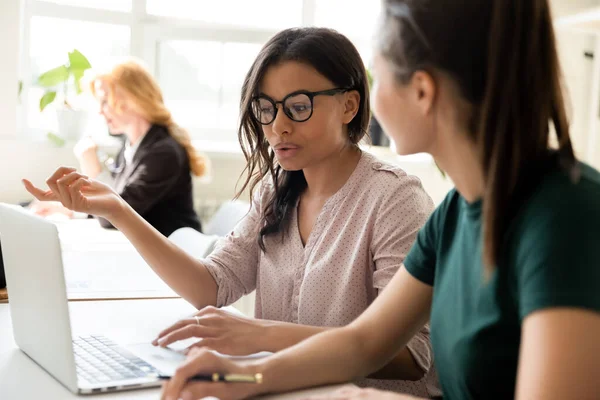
xmin=0 ymin=141 xmax=451 ymax=212
xmin=552 ymin=0 xmax=600 ymax=18
xmin=3 ymin=0 xmax=598 ymax=212
xmin=552 ymin=0 xmax=600 ymax=167
xmin=0 ymin=0 xmax=21 ymax=140
xmin=0 ymin=140 xmax=79 ymax=204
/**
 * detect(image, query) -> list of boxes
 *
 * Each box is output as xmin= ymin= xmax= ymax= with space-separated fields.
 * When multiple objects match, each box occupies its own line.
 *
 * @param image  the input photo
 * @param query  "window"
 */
xmin=27 ymin=16 xmax=130 ymax=134
xmin=155 ymin=40 xmax=262 ymax=141
xmin=35 ymin=0 xmax=131 ymax=12
xmin=314 ymin=0 xmax=382 ymax=68
xmin=146 ymin=0 xmax=302 ymax=29
xmin=22 ymin=0 xmax=384 ymax=143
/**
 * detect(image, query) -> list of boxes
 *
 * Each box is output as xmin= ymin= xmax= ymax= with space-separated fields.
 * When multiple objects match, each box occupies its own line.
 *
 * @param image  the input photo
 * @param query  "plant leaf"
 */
xmin=69 ymin=50 xmax=91 ymax=94
xmin=47 ymin=132 xmax=66 ymax=147
xmin=68 ymin=49 xmax=92 ymax=70
xmin=72 ymin=68 xmax=85 ymax=94
xmin=18 ymin=80 xmax=23 ymax=103
xmin=39 ymin=91 xmax=57 ymax=111
xmin=37 ymin=65 xmax=69 ymax=87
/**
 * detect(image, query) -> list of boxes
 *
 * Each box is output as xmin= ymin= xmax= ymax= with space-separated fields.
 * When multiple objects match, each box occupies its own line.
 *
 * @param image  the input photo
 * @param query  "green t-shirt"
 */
xmin=404 ymin=161 xmax=600 ymax=400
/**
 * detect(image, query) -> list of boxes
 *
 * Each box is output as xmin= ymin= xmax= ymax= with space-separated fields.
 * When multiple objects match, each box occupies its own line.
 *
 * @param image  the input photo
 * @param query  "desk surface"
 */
xmin=0 ymin=298 xmax=352 ymax=399
xmin=60 ymin=220 xmax=178 ymax=301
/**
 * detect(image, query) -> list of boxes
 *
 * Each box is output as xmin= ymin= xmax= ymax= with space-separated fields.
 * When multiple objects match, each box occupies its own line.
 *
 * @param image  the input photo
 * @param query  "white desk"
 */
xmin=54 ymin=219 xmax=255 ymax=314
xmin=0 ymin=298 xmax=352 ymax=399
xmin=55 ymin=220 xmax=178 ymax=300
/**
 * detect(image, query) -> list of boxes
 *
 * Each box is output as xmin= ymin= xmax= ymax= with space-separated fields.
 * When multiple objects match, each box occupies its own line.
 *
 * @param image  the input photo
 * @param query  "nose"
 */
xmin=271 ymin=104 xmax=292 ymax=137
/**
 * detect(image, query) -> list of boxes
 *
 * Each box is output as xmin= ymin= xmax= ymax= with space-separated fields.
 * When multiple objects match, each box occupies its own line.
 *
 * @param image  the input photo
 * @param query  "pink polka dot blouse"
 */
xmin=204 ymin=151 xmax=440 ymax=397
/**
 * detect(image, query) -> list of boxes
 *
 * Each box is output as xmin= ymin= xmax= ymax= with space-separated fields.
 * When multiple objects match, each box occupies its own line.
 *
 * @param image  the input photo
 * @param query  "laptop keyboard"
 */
xmin=73 ymin=335 xmax=159 ymax=384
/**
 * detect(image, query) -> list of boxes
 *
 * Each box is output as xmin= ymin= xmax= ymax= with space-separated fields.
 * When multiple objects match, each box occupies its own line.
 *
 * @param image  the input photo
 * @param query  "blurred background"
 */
xmin=1 ymin=0 xmax=599 ymax=223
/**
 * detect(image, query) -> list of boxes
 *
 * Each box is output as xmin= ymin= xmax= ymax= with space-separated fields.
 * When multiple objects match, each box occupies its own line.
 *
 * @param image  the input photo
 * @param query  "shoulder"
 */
xmin=247 ymin=174 xmax=276 ymax=214
xmin=509 ymin=162 xmax=600 ymax=317
xmin=360 ymin=152 xmax=435 ymax=212
xmin=421 ymin=188 xmax=461 ymax=232
xmin=141 ymin=126 xmax=187 ymax=166
xmin=509 ymin=161 xmax=600 ymax=265
xmin=518 ymin=161 xmax=600 ymax=229
xmin=361 ymin=151 xmax=415 ymax=183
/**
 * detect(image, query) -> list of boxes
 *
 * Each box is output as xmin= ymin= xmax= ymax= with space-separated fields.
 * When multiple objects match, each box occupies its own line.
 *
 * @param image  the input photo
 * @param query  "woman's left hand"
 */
xmin=153 ymin=306 xmax=271 ymax=356
xmin=304 ymin=387 xmax=421 ymax=400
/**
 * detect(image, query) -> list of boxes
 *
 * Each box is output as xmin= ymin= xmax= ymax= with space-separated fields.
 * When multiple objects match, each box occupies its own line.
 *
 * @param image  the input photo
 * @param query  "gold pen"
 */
xmin=158 ymin=372 xmax=263 ymax=383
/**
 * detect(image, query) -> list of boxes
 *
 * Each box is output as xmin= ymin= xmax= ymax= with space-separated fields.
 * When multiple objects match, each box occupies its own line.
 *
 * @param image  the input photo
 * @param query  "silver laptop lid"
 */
xmin=0 ymin=204 xmax=78 ymax=393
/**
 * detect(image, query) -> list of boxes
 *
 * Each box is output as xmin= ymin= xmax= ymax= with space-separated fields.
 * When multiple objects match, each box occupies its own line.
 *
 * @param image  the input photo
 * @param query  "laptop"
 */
xmin=0 ymin=203 xmax=187 ymax=394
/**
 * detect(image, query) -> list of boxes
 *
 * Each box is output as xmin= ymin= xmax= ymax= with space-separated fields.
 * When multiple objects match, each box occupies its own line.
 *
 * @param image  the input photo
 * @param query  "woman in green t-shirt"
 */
xmin=45 ymin=0 xmax=600 ymax=399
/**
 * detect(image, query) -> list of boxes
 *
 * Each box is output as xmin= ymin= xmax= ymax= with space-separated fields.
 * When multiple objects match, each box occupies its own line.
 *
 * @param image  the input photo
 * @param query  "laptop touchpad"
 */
xmin=126 ymin=343 xmax=186 ymax=375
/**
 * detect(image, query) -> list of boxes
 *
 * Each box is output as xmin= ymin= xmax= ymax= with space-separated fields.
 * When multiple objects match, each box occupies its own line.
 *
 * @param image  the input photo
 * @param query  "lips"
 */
xmin=274 ymin=143 xmax=300 ymax=150
xmin=273 ymin=143 xmax=301 ymax=160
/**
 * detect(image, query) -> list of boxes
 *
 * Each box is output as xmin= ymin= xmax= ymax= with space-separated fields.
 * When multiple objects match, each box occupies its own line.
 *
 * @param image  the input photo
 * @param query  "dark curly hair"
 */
xmin=235 ymin=27 xmax=371 ymax=251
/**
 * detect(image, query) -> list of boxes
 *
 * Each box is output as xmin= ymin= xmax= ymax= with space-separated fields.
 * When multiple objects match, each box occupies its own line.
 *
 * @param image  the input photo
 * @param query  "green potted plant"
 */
xmin=37 ymin=49 xmax=92 ymax=142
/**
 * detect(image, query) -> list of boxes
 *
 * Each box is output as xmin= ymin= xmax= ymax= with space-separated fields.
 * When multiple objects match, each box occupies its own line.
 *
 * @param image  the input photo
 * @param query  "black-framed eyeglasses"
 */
xmin=251 ymin=88 xmax=351 ymax=125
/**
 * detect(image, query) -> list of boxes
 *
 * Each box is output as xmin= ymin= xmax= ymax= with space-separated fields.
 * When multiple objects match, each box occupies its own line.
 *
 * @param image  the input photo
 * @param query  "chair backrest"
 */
xmin=204 ymin=200 xmax=251 ymax=237
xmin=168 ymin=228 xmax=219 ymax=259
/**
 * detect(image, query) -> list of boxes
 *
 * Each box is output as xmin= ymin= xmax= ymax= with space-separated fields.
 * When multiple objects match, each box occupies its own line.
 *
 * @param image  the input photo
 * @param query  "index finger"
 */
xmin=45 ymin=166 xmax=77 ymax=183
xmin=162 ymin=350 xmax=214 ymax=400
xmin=22 ymin=179 xmax=58 ymax=202
xmin=154 ymin=319 xmax=195 ymax=345
xmin=46 ymin=167 xmax=77 ymax=202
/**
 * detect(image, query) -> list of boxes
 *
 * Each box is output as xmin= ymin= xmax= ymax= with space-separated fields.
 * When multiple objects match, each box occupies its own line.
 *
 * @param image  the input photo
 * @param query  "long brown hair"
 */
xmin=89 ymin=60 xmax=208 ymax=177
xmin=377 ymin=0 xmax=577 ymax=268
xmin=236 ymin=27 xmax=370 ymax=251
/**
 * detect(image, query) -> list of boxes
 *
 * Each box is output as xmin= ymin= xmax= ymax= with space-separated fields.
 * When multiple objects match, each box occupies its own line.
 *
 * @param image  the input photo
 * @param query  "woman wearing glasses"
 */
xmin=151 ymin=0 xmax=599 ymax=399
xmin=31 ymin=60 xmax=205 ymax=237
xmin=23 ymin=28 xmax=438 ymax=397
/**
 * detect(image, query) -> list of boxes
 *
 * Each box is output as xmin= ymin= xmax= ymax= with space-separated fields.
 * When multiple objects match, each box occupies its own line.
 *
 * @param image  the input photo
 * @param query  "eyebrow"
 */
xmin=255 ymin=89 xmax=313 ymax=101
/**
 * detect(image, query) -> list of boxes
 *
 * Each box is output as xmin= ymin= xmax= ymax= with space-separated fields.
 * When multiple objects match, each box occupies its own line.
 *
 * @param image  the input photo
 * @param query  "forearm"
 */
xmin=263 ymin=322 xmax=425 ymax=381
xmin=370 ymin=324 xmax=431 ymax=381
xmin=79 ymin=155 xmax=102 ymax=179
xmin=252 ymin=326 xmax=372 ymax=394
xmin=262 ymin=322 xmax=328 ymax=352
xmin=368 ymin=347 xmax=424 ymax=381
xmin=111 ymin=201 xmax=217 ymax=308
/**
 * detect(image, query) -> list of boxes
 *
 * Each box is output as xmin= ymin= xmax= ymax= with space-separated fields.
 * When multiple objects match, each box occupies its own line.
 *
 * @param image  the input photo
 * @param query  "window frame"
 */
xmin=18 ymin=0 xmax=393 ymax=145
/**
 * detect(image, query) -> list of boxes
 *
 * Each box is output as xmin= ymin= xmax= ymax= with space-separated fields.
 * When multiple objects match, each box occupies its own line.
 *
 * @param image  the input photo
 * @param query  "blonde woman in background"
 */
xmin=24 ymin=29 xmax=439 ymax=398
xmin=33 ymin=60 xmax=207 ymax=237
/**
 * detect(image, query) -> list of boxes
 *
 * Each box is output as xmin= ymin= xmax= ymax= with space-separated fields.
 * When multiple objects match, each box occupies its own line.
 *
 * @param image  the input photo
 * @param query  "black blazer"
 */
xmin=98 ymin=125 xmax=202 ymax=237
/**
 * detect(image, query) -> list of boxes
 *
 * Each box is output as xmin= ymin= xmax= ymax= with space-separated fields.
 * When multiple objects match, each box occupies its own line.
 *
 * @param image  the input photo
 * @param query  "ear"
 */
xmin=410 ymin=70 xmax=436 ymax=115
xmin=118 ymin=100 xmax=129 ymax=114
xmin=341 ymin=90 xmax=360 ymax=124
